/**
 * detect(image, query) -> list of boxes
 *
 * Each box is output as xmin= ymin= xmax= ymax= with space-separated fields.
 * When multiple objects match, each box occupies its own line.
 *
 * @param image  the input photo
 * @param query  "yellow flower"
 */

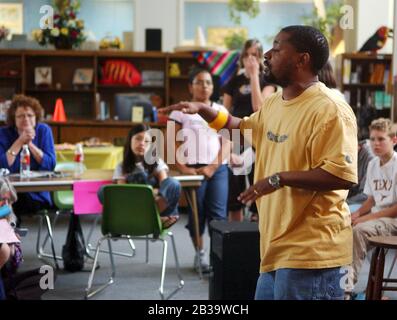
xmin=99 ymin=39 xmax=110 ymax=49
xmin=61 ymin=28 xmax=69 ymax=36
xmin=76 ymin=20 xmax=84 ymax=29
xmin=31 ymin=29 xmax=43 ymax=41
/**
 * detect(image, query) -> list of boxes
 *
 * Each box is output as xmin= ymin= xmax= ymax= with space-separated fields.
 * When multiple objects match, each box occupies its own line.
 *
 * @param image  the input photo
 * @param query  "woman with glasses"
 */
xmin=168 ymin=67 xmax=230 ymax=273
xmin=112 ymin=124 xmax=181 ymax=229
xmin=222 ymin=39 xmax=276 ymax=222
xmin=0 ymin=94 xmax=56 ymax=226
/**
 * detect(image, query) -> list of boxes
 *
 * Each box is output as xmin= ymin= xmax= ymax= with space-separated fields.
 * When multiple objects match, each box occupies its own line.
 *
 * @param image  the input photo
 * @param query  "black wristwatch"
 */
xmin=268 ymin=173 xmax=282 ymax=190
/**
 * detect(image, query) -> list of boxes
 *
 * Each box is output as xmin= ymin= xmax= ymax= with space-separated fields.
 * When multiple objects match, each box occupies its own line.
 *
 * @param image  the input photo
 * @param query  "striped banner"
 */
xmin=193 ymin=51 xmax=240 ymax=87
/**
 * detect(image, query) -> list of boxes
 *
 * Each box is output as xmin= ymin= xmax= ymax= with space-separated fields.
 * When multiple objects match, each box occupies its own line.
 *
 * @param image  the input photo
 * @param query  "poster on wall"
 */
xmin=0 ymin=4 xmax=23 ymax=37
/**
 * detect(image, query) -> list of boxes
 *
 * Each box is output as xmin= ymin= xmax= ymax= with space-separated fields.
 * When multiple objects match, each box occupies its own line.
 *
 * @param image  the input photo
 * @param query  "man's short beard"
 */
xmin=264 ymin=72 xmax=290 ymax=88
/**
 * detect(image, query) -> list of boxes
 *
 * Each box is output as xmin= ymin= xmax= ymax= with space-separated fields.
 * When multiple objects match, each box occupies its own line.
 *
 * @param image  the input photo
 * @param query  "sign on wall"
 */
xmin=0 ymin=3 xmax=23 ymax=36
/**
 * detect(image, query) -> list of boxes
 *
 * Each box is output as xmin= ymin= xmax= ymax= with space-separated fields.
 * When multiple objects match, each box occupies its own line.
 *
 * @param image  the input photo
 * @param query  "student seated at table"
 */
xmin=345 ymin=118 xmax=397 ymax=299
xmin=111 ymin=124 xmax=181 ymax=229
xmin=168 ymin=66 xmax=230 ymax=273
xmin=0 ymin=95 xmax=56 ymax=226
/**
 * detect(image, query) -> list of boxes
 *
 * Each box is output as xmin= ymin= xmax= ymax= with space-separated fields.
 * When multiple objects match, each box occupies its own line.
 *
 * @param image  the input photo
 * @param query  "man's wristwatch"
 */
xmin=268 ymin=173 xmax=282 ymax=190
xmin=7 ymin=149 xmax=17 ymax=157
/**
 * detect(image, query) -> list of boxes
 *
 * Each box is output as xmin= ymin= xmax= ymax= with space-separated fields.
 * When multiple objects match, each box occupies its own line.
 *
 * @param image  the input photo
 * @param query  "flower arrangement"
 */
xmin=0 ymin=25 xmax=10 ymax=42
xmin=32 ymin=0 xmax=86 ymax=49
xmin=99 ymin=36 xmax=124 ymax=50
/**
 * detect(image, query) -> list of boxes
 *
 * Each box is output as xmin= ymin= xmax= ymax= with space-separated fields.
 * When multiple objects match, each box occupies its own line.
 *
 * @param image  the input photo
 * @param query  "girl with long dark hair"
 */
xmin=112 ymin=124 xmax=181 ymax=228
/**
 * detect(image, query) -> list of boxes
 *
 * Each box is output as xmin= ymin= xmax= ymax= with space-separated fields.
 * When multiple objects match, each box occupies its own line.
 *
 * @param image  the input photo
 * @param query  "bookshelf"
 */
xmin=339 ymin=53 xmax=392 ymax=119
xmin=0 ymin=50 xmax=199 ymax=119
xmin=0 ymin=49 xmax=200 ymax=142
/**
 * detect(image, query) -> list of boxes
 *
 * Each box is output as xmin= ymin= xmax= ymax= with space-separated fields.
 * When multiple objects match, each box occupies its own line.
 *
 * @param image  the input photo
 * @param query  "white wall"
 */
xmin=356 ymin=0 xmax=394 ymax=53
xmin=133 ymin=0 xmax=181 ymax=52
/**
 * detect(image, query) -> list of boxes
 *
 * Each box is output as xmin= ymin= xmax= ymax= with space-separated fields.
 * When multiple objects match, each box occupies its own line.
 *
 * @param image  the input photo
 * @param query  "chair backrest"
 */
xmin=73 ymin=180 xmax=112 ymax=215
xmin=53 ymin=162 xmax=88 ymax=210
xmin=101 ymin=184 xmax=162 ymax=237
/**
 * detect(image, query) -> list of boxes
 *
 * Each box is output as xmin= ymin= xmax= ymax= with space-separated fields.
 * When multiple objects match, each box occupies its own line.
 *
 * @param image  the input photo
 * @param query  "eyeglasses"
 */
xmin=16 ymin=113 xmax=35 ymax=120
xmin=192 ymin=80 xmax=213 ymax=87
xmin=133 ymin=136 xmax=152 ymax=144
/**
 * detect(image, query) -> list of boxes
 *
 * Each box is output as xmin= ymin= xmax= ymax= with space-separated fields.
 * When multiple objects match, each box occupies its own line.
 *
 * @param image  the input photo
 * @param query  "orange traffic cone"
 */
xmin=53 ymin=98 xmax=67 ymax=122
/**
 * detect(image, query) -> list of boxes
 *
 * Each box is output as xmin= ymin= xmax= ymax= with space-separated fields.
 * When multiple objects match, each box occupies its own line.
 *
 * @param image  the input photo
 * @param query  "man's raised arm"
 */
xmin=162 ymin=101 xmax=242 ymax=132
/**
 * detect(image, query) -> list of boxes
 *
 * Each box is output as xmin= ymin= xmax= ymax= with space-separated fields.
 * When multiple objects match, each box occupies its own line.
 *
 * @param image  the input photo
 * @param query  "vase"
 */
xmin=54 ymin=39 xmax=73 ymax=50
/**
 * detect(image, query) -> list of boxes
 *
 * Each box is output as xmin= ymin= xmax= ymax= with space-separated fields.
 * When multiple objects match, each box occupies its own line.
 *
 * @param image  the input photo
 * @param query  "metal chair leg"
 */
xmin=43 ymin=213 xmax=60 ymax=270
xmin=86 ymin=215 xmax=100 ymax=249
xmin=38 ymin=211 xmax=64 ymax=261
xmin=146 ymin=235 xmax=149 ymax=263
xmin=107 ymin=238 xmax=116 ymax=279
xmin=85 ymin=236 xmax=114 ymax=299
xmin=41 ymin=210 xmax=61 ymax=250
xmin=158 ymin=232 xmax=185 ymax=300
xmin=159 ymin=239 xmax=168 ymax=300
xmin=169 ymin=232 xmax=184 ymax=284
xmin=167 ymin=231 xmax=185 ymax=299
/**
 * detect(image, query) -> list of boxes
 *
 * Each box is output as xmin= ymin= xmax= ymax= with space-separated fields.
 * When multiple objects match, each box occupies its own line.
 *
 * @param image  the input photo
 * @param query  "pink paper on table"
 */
xmin=73 ymin=180 xmax=112 ymax=215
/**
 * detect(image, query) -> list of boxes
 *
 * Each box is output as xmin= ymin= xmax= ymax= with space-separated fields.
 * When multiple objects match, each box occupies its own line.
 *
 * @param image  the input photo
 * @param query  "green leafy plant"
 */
xmin=301 ymin=0 xmax=344 ymax=43
xmin=228 ymin=0 xmax=260 ymax=25
xmin=224 ymin=32 xmax=247 ymax=50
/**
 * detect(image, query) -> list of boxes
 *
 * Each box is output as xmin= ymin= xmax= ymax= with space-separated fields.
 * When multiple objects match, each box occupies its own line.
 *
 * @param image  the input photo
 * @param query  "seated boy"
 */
xmin=345 ymin=118 xmax=397 ymax=298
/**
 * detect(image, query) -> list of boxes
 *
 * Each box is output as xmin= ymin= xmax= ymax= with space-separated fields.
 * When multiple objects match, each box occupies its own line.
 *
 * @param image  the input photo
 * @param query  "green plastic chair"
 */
xmin=39 ymin=162 xmax=136 ymax=262
xmin=85 ymin=184 xmax=184 ymax=300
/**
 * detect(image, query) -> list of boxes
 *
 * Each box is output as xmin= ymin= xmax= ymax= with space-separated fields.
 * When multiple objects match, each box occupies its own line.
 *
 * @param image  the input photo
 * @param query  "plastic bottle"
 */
xmin=152 ymin=106 xmax=158 ymax=123
xmin=74 ymin=143 xmax=84 ymax=176
xmin=20 ymin=144 xmax=30 ymax=177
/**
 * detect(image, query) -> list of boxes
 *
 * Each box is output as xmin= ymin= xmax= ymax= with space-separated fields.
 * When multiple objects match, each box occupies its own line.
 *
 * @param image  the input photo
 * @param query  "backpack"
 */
xmin=62 ymin=213 xmax=86 ymax=272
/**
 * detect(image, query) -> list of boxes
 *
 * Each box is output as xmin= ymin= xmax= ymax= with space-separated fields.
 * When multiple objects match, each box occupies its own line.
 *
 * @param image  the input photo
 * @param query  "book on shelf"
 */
xmin=374 ymin=91 xmax=384 ymax=110
xmin=370 ymin=64 xmax=385 ymax=84
xmin=384 ymin=93 xmax=392 ymax=109
xmin=343 ymin=59 xmax=351 ymax=84
xmin=383 ymin=65 xmax=390 ymax=85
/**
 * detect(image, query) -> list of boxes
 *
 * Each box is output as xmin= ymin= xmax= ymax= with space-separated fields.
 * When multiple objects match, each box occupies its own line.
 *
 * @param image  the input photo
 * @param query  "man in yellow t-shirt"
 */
xmin=164 ymin=25 xmax=358 ymax=300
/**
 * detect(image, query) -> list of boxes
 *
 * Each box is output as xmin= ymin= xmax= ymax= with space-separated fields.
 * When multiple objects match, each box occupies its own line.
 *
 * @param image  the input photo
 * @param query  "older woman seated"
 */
xmin=0 ymin=95 xmax=56 ymax=226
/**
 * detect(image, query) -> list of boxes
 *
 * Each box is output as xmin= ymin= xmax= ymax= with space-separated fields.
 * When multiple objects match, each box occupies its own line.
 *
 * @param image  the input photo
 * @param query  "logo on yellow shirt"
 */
xmin=267 ymin=131 xmax=288 ymax=143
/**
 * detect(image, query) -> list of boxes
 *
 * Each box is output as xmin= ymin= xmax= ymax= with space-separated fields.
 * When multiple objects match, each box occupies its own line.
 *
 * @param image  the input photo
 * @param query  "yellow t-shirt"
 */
xmin=240 ymin=82 xmax=358 ymax=273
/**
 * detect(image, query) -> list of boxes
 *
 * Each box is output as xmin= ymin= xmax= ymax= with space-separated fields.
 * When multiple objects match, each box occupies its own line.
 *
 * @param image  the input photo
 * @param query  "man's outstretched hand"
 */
xmin=159 ymin=101 xmax=203 ymax=115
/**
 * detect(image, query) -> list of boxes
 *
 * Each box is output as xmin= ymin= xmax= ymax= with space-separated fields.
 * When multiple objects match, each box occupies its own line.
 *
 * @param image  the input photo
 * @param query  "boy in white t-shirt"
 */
xmin=346 ymin=118 xmax=397 ymax=298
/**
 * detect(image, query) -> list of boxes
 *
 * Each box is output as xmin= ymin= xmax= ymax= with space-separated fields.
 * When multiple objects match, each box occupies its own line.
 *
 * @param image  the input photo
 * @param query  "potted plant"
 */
xmin=228 ymin=0 xmax=260 ymax=25
xmin=301 ymin=0 xmax=344 ymax=46
xmin=32 ymin=0 xmax=86 ymax=49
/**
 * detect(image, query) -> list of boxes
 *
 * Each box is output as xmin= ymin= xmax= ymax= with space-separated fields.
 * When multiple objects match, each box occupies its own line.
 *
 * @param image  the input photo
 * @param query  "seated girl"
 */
xmin=112 ymin=124 xmax=181 ymax=228
xmin=0 ymin=177 xmax=20 ymax=290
